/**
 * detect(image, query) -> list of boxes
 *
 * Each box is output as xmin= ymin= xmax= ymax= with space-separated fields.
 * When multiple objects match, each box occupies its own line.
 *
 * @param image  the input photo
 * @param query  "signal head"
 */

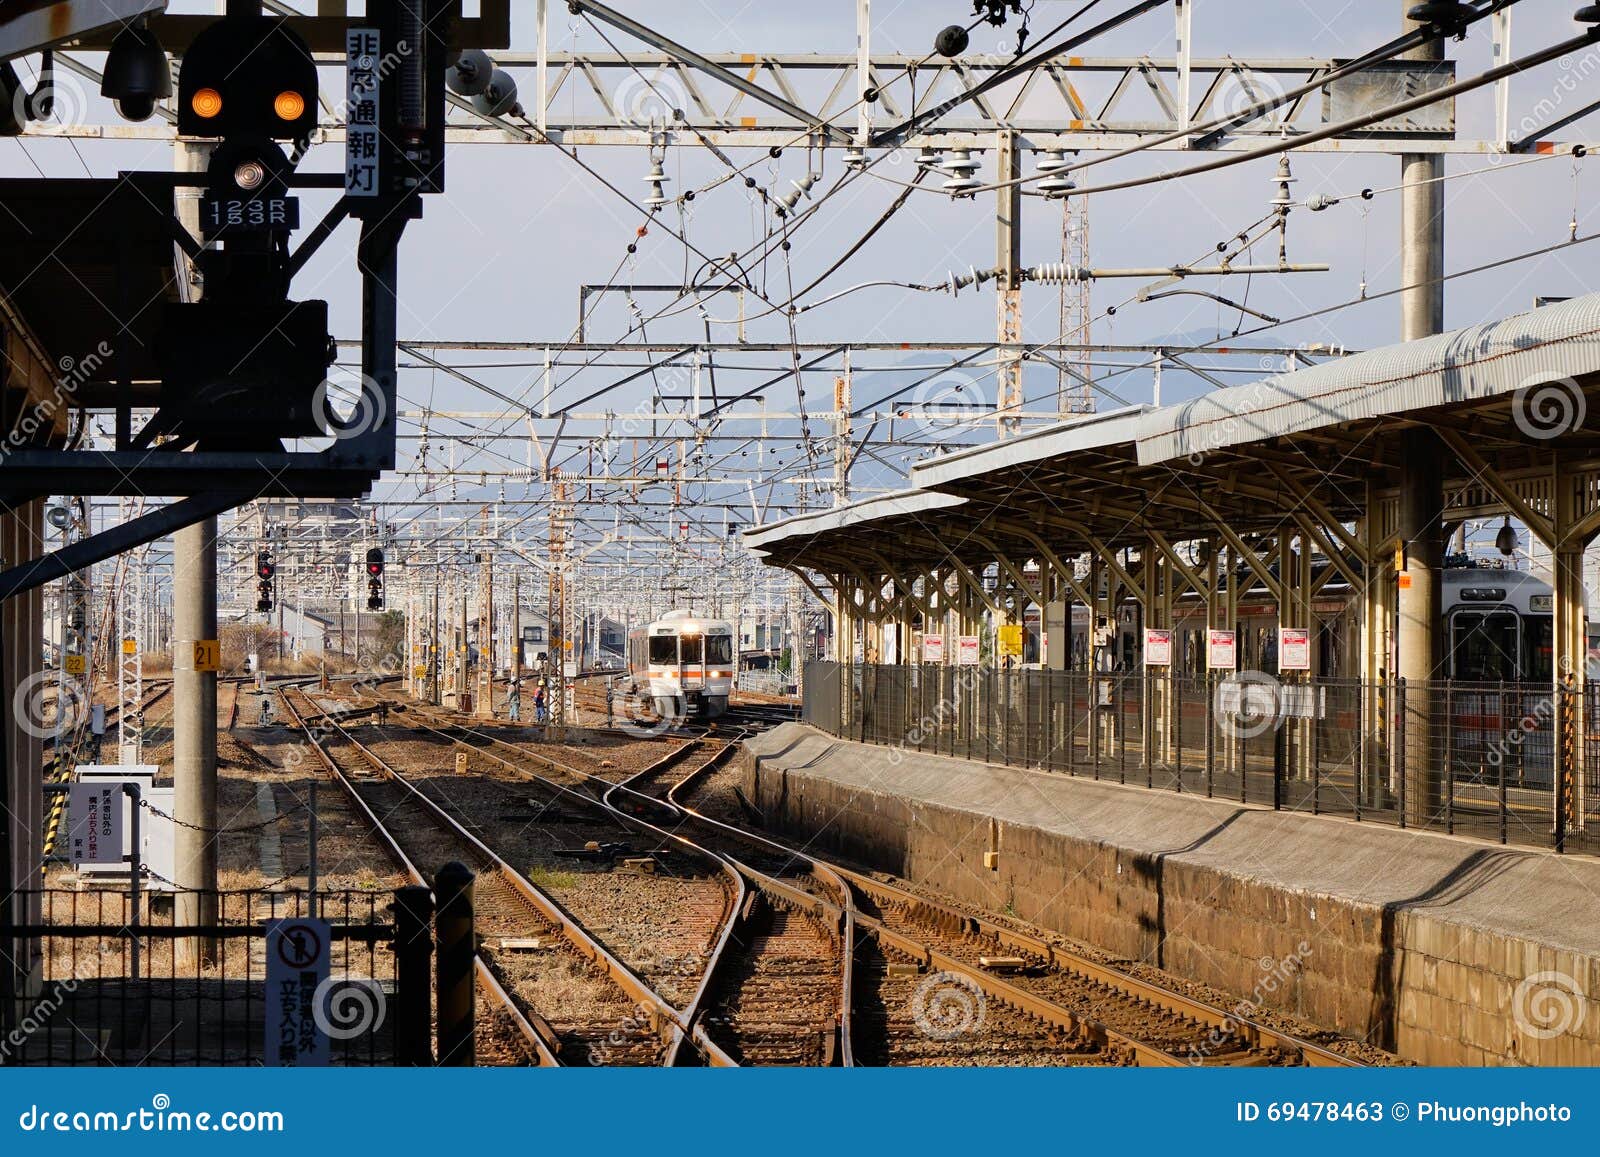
xmin=177 ymin=16 xmax=316 ymax=139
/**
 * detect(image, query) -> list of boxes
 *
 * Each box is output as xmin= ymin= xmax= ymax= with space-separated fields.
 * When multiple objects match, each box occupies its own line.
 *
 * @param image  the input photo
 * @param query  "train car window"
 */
xmin=648 ymin=635 xmax=677 ymax=665
xmin=1523 ymin=616 xmax=1554 ymax=684
xmin=706 ymin=634 xmax=733 ymax=664
xmin=681 ymin=633 xmax=704 ymax=666
xmin=1450 ymin=612 xmax=1520 ymax=681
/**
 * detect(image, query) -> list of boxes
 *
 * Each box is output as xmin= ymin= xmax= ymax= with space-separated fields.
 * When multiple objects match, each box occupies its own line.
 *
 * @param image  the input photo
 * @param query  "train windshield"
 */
xmin=706 ymin=634 xmax=733 ymax=665
xmin=1523 ymin=615 xmax=1554 ymax=683
xmin=680 ymin=634 xmax=703 ymax=666
xmin=1450 ymin=611 xmax=1521 ymax=681
xmin=648 ymin=635 xmax=677 ymax=665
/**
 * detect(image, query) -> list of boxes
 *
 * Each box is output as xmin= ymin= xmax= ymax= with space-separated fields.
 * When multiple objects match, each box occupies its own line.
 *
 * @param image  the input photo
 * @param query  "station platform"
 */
xmin=744 ymin=723 xmax=1600 ymax=1066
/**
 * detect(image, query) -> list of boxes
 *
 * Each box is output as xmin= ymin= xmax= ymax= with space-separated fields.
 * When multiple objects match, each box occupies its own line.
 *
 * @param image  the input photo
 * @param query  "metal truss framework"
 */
xmin=37 ymin=16 xmax=1587 ymax=154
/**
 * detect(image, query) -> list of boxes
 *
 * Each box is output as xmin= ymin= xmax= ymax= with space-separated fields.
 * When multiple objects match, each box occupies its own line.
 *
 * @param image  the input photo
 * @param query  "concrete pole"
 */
xmin=172 ymin=137 xmax=217 ymax=966
xmin=173 ymin=519 xmax=218 ymax=966
xmin=477 ymin=554 xmax=494 ymax=718
xmin=1395 ymin=2 xmax=1447 ymax=823
xmin=511 ymin=573 xmax=522 ymax=684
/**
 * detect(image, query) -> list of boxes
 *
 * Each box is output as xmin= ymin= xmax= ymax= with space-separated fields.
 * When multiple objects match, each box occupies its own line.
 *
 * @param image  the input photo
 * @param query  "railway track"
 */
xmin=278 ymin=686 xmax=711 ymax=1067
xmin=388 ymin=694 xmax=1364 ymax=1067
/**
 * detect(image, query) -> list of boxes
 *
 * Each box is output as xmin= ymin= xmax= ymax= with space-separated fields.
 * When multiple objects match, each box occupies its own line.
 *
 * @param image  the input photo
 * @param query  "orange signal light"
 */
xmin=273 ymin=90 xmax=306 ymax=121
xmin=191 ymin=88 xmax=223 ymax=119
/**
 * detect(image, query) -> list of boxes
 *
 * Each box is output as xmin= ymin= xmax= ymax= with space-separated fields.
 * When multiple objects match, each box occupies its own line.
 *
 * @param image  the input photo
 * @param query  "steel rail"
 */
xmin=380 ymin=693 xmax=1357 ymax=1066
xmin=399 ymin=702 xmax=1189 ymax=1065
xmin=659 ymin=741 xmax=1364 ymax=1068
xmin=607 ymin=737 xmax=855 ymax=1066
xmin=412 ymin=718 xmax=744 ymax=1067
xmin=277 ymin=687 xmax=568 ymax=1067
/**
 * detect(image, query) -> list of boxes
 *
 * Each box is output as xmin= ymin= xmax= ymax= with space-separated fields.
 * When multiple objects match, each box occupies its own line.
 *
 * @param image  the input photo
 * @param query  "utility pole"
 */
xmin=511 ymin=572 xmax=521 ymax=685
xmin=1395 ymin=1 xmax=1446 ymax=825
xmin=995 ymin=128 xmax=1023 ymax=437
xmin=430 ymin=581 xmax=441 ymax=705
xmin=477 ymin=547 xmax=494 ymax=718
xmin=173 ymin=137 xmax=217 ymax=966
xmin=833 ymin=351 xmax=852 ymax=507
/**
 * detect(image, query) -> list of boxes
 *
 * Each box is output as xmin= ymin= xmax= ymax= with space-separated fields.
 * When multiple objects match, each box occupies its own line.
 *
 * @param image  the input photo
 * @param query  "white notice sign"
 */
xmin=957 ymin=635 xmax=980 ymax=666
xmin=922 ymin=634 xmax=945 ymax=664
xmin=1279 ymin=627 xmax=1312 ymax=672
xmin=266 ymin=918 xmax=331 ymax=1067
xmin=1145 ymin=628 xmax=1173 ymax=667
xmin=67 ymin=782 xmax=122 ymax=867
xmin=1207 ymin=629 xmax=1237 ymax=671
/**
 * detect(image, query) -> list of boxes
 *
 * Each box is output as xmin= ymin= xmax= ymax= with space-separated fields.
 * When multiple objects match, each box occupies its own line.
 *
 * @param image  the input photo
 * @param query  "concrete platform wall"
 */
xmin=742 ymin=724 xmax=1600 ymax=1066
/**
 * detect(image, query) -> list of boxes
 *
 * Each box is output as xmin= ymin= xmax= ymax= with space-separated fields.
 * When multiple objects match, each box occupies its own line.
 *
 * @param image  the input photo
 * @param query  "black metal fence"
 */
xmin=803 ymin=661 xmax=1600 ymax=856
xmin=2 ymin=888 xmax=401 ymax=1066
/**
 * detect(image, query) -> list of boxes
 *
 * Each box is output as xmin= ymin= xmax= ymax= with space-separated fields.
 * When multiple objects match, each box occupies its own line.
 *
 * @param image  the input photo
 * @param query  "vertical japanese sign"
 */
xmin=67 ymin=782 xmax=122 ymax=867
xmin=922 ymin=634 xmax=945 ymax=664
xmin=345 ymin=29 xmax=382 ymax=199
xmin=957 ymin=635 xmax=980 ymax=666
xmin=1207 ymin=629 xmax=1237 ymax=671
xmin=1144 ymin=628 xmax=1173 ymax=666
xmin=1279 ymin=626 xmax=1312 ymax=672
xmin=266 ymin=918 xmax=331 ymax=1067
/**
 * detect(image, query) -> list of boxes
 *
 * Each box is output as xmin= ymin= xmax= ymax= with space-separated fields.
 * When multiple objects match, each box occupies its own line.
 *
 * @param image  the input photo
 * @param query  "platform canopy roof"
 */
xmin=745 ymin=293 xmax=1600 ymax=576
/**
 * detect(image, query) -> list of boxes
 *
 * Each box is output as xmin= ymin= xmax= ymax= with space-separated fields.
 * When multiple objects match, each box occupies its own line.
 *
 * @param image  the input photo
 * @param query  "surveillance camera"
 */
xmin=115 ymin=94 xmax=157 ymax=123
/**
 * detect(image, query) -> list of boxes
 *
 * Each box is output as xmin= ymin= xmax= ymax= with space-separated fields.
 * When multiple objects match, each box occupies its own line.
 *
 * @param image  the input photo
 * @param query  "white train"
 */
xmin=626 ymin=610 xmax=734 ymax=719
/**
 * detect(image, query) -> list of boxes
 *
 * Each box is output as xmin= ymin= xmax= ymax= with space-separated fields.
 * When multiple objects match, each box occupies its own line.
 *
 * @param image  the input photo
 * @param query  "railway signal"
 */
xmin=366 ymin=547 xmax=385 ymax=611
xmin=256 ymin=549 xmax=275 ymax=614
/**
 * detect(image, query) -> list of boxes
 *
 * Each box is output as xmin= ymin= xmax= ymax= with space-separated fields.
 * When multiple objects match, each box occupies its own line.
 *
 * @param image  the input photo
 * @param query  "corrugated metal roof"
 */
xmin=741 ymin=489 xmax=967 ymax=554
xmin=909 ymin=404 xmax=1151 ymax=489
xmin=1136 ymin=291 xmax=1600 ymax=465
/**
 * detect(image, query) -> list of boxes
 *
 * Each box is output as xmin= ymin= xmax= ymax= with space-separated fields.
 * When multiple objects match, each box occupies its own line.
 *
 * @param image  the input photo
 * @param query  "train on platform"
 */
xmin=625 ymin=610 xmax=735 ymax=719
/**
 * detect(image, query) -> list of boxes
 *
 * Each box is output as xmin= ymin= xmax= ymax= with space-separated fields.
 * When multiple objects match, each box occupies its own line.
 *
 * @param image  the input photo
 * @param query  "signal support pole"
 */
xmin=1395 ymin=2 xmax=1446 ymax=824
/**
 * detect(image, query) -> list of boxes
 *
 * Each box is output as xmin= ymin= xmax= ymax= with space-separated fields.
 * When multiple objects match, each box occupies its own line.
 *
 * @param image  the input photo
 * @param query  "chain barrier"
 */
xmin=139 ymin=797 xmax=306 ymax=835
